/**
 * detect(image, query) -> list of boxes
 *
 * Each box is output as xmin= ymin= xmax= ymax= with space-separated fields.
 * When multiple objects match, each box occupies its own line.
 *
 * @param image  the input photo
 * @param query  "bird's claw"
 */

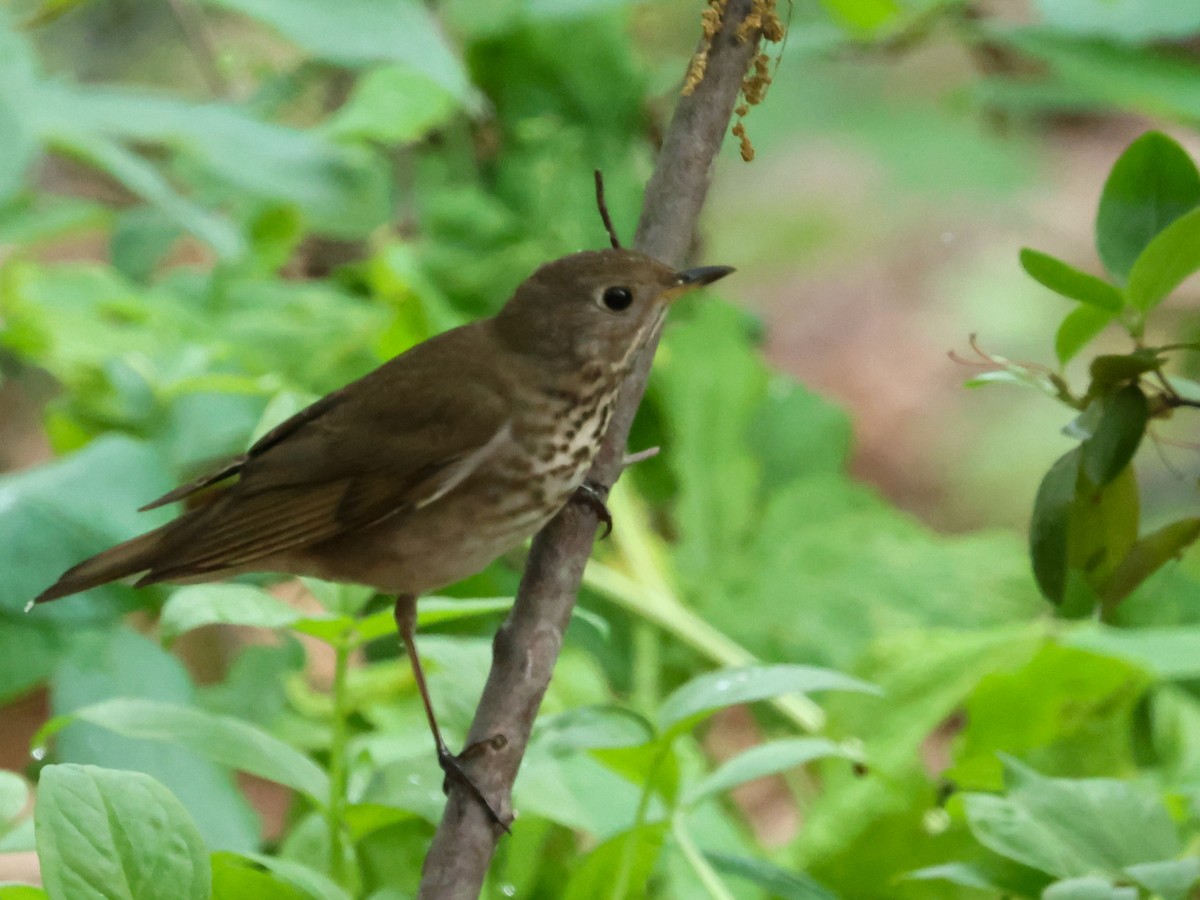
xmin=437 ymin=738 xmax=511 ymax=832
xmin=572 ymin=481 xmax=613 ymax=538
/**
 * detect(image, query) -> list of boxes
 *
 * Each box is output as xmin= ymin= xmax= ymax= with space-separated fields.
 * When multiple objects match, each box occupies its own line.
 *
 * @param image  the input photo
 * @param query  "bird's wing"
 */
xmin=134 ymin=327 xmax=517 ymax=582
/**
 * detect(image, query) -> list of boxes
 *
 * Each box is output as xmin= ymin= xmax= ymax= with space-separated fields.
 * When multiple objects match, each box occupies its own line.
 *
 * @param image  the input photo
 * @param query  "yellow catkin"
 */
xmin=683 ymin=0 xmax=727 ymax=96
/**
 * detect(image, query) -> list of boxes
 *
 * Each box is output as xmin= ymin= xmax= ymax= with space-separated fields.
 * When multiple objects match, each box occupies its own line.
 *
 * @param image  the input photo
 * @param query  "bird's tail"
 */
xmin=30 ymin=528 xmax=168 ymax=608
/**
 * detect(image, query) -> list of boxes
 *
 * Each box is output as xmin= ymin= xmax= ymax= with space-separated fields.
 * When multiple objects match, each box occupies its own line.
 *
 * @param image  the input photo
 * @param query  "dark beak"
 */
xmin=676 ymin=265 xmax=735 ymax=287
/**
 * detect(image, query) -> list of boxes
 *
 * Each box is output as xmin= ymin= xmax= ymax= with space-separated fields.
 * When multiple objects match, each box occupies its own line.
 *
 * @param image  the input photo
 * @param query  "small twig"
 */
xmin=594 ymin=169 xmax=623 ymax=249
xmin=622 ymin=446 xmax=661 ymax=467
xmin=417 ymin=3 xmax=763 ymax=896
xmin=166 ymin=0 xmax=231 ymax=98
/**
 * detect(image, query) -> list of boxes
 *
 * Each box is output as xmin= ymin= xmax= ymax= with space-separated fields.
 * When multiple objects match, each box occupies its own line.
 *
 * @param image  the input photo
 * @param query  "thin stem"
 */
xmin=631 ymin=621 xmax=661 ymax=715
xmin=326 ymin=639 xmax=350 ymax=887
xmin=671 ymin=809 xmax=735 ymax=900
xmin=611 ymin=740 xmax=671 ymax=899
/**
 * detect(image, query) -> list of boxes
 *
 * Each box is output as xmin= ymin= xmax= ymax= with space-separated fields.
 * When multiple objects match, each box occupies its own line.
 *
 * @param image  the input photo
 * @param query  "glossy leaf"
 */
xmin=1067 ymin=466 xmax=1138 ymax=600
xmin=1080 ymin=386 xmax=1147 ymax=485
xmin=963 ymin=756 xmax=1179 ymax=878
xmin=1095 ymin=131 xmax=1200 ymax=282
xmin=1030 ymin=448 xmax=1081 ymax=603
xmin=684 ymin=737 xmax=852 ymax=806
xmin=1100 ymin=518 xmax=1200 ymax=609
xmin=35 ymin=764 xmax=210 ymax=900
xmin=159 ymin=584 xmax=302 ymax=641
xmin=1128 ymin=206 xmax=1200 ymax=311
xmin=1087 ymin=351 xmax=1163 ymax=395
xmin=1020 ymin=248 xmax=1123 ymax=310
xmin=1055 ymin=305 xmax=1116 ymax=364
xmin=658 ymin=664 xmax=878 ymax=735
xmin=59 ymin=698 xmax=329 ymax=802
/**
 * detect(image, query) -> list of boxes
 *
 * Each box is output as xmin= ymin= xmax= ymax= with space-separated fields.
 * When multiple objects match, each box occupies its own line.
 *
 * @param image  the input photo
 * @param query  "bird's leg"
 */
xmin=392 ymin=595 xmax=510 ymax=831
xmin=571 ymin=481 xmax=613 ymax=538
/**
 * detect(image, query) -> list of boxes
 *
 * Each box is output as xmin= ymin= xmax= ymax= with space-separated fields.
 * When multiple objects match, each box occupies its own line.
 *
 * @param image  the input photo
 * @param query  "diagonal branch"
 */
xmin=418 ymin=3 xmax=763 ymax=895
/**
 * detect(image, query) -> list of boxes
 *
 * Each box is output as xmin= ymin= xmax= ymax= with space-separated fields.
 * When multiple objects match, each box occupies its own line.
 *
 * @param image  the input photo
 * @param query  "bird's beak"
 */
xmin=675 ymin=265 xmax=735 ymax=288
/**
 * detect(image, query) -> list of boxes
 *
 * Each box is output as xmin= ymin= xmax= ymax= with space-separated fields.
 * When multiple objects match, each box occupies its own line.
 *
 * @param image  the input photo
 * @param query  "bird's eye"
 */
xmin=600 ymin=286 xmax=634 ymax=312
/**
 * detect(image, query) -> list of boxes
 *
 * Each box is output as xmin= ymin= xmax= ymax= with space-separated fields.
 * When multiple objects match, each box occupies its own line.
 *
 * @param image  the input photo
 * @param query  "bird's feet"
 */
xmin=572 ymin=481 xmax=613 ymax=538
xmin=437 ymin=735 xmax=511 ymax=832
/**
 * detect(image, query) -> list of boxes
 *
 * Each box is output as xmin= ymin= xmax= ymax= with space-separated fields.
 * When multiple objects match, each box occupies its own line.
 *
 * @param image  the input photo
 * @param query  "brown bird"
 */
xmin=31 ymin=241 xmax=733 ymax=823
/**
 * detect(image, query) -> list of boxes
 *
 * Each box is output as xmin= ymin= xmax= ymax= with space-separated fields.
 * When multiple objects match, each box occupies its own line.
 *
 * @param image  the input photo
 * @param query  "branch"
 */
xmin=418 ymin=4 xmax=762 ymax=895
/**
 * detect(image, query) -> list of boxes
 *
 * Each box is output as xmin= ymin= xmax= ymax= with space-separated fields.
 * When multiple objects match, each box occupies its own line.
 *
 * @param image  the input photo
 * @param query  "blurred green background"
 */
xmin=2 ymin=0 xmax=1200 ymax=898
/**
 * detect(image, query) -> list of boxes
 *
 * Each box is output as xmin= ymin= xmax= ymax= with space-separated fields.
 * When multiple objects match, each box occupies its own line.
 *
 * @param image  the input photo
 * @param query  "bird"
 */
xmin=30 ymin=228 xmax=733 ymax=825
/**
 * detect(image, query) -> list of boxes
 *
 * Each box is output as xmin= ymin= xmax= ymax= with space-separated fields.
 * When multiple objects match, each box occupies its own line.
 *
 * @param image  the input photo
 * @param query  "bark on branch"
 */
xmin=418 ymin=4 xmax=763 ymax=895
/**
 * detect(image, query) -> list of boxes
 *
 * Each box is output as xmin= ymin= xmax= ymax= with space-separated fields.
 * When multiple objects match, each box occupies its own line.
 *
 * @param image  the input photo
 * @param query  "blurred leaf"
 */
xmin=1068 ymin=465 xmax=1138 ymax=596
xmin=1056 ymin=305 xmax=1117 ymax=364
xmin=1100 ymin=518 xmax=1200 ymax=609
xmin=684 ymin=738 xmax=853 ymax=806
xmin=210 ymin=851 xmax=308 ymax=900
xmin=748 ymin=377 xmax=852 ymax=490
xmin=110 ymin=207 xmax=182 ymax=284
xmin=0 ymin=888 xmax=47 ymax=899
xmin=535 ymin=706 xmax=656 ymax=753
xmin=1030 ymin=447 xmax=1080 ymax=604
xmin=1094 ymin=131 xmax=1200 ymax=283
xmin=562 ymin=822 xmax=667 ymax=900
xmin=1019 ymin=248 xmax=1123 ymax=310
xmin=1087 ymin=351 xmax=1162 ymax=394
xmin=202 ymin=0 xmax=475 ymax=103
xmin=0 ymin=618 xmax=63 ymax=704
xmin=1127 ymin=206 xmax=1200 ymax=312
xmin=231 ymin=853 xmax=352 ymax=900
xmin=1065 ymin=623 xmax=1200 ymax=680
xmin=1033 ymin=0 xmax=1200 ymax=42
xmin=1124 ymin=857 xmax=1200 ymax=900
xmin=159 ymin=583 xmax=303 ymax=641
xmin=0 ymin=436 xmax=175 ymax=620
xmin=35 ymin=764 xmax=210 ymax=900
xmin=58 ymin=697 xmax=329 ymax=803
xmin=706 ymin=852 xmax=840 ymax=899
xmin=326 ymin=65 xmax=462 ymax=144
xmin=1042 ymin=876 xmax=1136 ymax=900
xmin=658 ymin=664 xmax=878 ymax=736
xmin=0 ymin=771 xmax=29 ymax=835
xmin=963 ymin=756 xmax=1179 ymax=878
xmin=904 ymin=861 xmax=1000 ymax=889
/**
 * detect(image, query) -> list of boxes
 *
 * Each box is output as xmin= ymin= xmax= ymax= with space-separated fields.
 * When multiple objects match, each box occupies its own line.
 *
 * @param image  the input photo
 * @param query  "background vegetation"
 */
xmin=2 ymin=0 xmax=1200 ymax=897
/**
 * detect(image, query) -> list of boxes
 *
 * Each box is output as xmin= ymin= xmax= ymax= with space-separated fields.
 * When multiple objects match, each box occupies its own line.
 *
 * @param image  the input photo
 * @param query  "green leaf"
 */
xmin=1030 ymin=448 xmax=1081 ymax=604
xmin=1124 ymin=857 xmax=1200 ymax=900
xmin=0 ymin=771 xmax=29 ymax=833
xmin=562 ymin=823 xmax=668 ymax=900
xmin=1127 ymin=206 xmax=1200 ymax=312
xmin=0 ymin=887 xmax=49 ymax=899
xmin=211 ymin=852 xmax=308 ymax=900
xmin=1056 ymin=305 xmax=1116 ymax=365
xmin=35 ymin=764 xmax=210 ymax=900
xmin=1066 ymin=623 xmax=1200 ymax=681
xmin=1099 ymin=518 xmax=1200 ymax=609
xmin=963 ymin=756 xmax=1180 ymax=879
xmin=658 ymin=664 xmax=878 ymax=735
xmin=326 ymin=65 xmax=462 ymax=144
xmin=1095 ymin=131 xmax=1200 ymax=283
xmin=535 ymin=706 xmax=656 ymax=753
xmin=59 ymin=698 xmax=329 ymax=802
xmin=1020 ymin=248 xmax=1123 ymax=310
xmin=1032 ymin=0 xmax=1200 ymax=42
xmin=1068 ymin=465 xmax=1139 ymax=597
xmin=1043 ymin=876 xmax=1136 ymax=900
xmin=159 ymin=584 xmax=303 ymax=641
xmin=201 ymin=0 xmax=476 ymax=103
xmin=905 ymin=862 xmax=1001 ymax=890
xmin=1087 ymin=351 xmax=1163 ymax=395
xmin=1081 ymin=390 xmax=1147 ymax=501
xmin=228 ymin=853 xmax=352 ymax=900
xmin=684 ymin=738 xmax=853 ymax=806
xmin=705 ymin=852 xmax=839 ymax=899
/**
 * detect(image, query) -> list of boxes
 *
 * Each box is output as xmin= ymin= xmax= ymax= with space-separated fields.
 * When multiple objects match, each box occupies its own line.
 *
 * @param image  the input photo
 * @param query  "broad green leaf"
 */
xmin=1128 ymin=206 xmax=1200 ymax=311
xmin=50 ymin=627 xmax=259 ymax=852
xmin=35 ymin=764 xmax=210 ymax=900
xmin=658 ymin=664 xmax=878 ymax=735
xmin=905 ymin=862 xmax=1000 ymax=889
xmin=60 ymin=698 xmax=329 ymax=802
xmin=1095 ymin=131 xmax=1200 ymax=283
xmin=202 ymin=0 xmax=475 ymax=103
xmin=562 ymin=822 xmax=668 ymax=900
xmin=299 ymin=578 xmax=375 ymax=617
xmin=1043 ymin=876 xmax=1136 ymax=900
xmin=159 ymin=584 xmax=303 ymax=641
xmin=1083 ymin=398 xmax=1146 ymax=498
xmin=1066 ymin=624 xmax=1200 ymax=681
xmin=1020 ymin=248 xmax=1123 ymax=310
xmin=417 ymin=596 xmax=514 ymax=627
xmin=706 ymin=852 xmax=839 ymax=899
xmin=0 ymin=771 xmax=29 ymax=831
xmin=535 ymin=706 xmax=656 ymax=753
xmin=0 ymin=887 xmax=48 ymax=899
xmin=1030 ymin=448 xmax=1080 ymax=604
xmin=211 ymin=852 xmax=308 ymax=900
xmin=0 ymin=618 xmax=61 ymax=704
xmin=1100 ymin=518 xmax=1200 ymax=609
xmin=964 ymin=756 xmax=1179 ymax=878
xmin=1033 ymin=0 xmax=1200 ymax=42
xmin=1055 ymin=305 xmax=1116 ymax=365
xmin=684 ymin=738 xmax=853 ymax=806
xmin=1087 ymin=351 xmax=1162 ymax=395
xmin=1068 ymin=465 xmax=1138 ymax=594
xmin=1124 ymin=857 xmax=1200 ymax=900
xmin=233 ymin=853 xmax=352 ymax=900
xmin=326 ymin=65 xmax=462 ymax=144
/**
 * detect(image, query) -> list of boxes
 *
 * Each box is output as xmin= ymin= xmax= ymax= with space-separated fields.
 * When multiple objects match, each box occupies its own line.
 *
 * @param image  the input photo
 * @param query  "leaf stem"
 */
xmin=671 ymin=809 xmax=735 ymax=900
xmin=326 ymin=638 xmax=350 ymax=887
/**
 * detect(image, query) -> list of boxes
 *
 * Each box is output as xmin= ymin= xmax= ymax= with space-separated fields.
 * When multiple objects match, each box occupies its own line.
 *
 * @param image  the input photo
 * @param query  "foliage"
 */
xmin=1 ymin=0 xmax=1200 ymax=898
